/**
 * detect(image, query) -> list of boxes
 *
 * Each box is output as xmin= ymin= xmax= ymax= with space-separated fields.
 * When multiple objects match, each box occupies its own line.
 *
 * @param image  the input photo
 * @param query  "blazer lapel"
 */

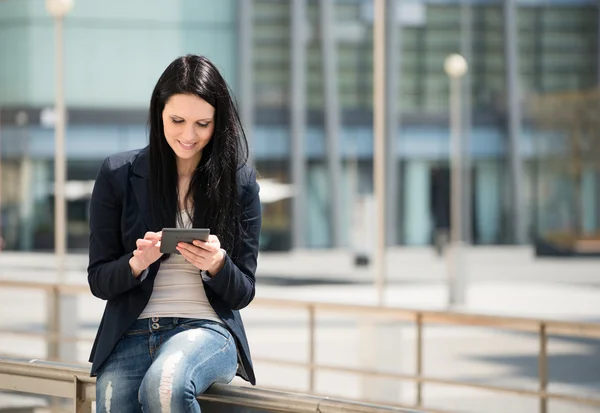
xmin=130 ymin=148 xmax=154 ymax=231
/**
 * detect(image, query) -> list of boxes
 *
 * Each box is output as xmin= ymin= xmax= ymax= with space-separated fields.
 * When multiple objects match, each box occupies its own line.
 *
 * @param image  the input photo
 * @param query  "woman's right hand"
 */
xmin=129 ymin=231 xmax=163 ymax=278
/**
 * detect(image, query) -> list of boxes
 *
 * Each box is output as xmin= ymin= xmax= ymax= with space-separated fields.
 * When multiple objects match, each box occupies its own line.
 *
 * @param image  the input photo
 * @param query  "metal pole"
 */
xmin=51 ymin=13 xmax=77 ymax=364
xmin=538 ymin=323 xmax=548 ymax=413
xmin=319 ymin=0 xmax=343 ymax=248
xmin=48 ymin=15 xmax=67 ymax=362
xmin=447 ymin=67 xmax=466 ymax=306
xmin=238 ymin=0 xmax=255 ymax=166
xmin=373 ymin=0 xmax=386 ymax=306
xmin=449 ymin=76 xmax=463 ymax=304
xmin=308 ymin=305 xmax=316 ymax=393
xmin=55 ymin=16 xmax=67 ymax=287
xmin=291 ymin=0 xmax=307 ymax=250
xmin=385 ymin=0 xmax=399 ymax=247
xmin=415 ymin=314 xmax=423 ymax=406
xmin=460 ymin=3 xmax=473 ymax=244
xmin=504 ymin=0 xmax=526 ymax=244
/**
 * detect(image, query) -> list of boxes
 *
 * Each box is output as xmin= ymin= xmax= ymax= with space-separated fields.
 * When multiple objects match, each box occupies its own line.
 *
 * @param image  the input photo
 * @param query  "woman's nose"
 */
xmin=183 ymin=125 xmax=196 ymax=141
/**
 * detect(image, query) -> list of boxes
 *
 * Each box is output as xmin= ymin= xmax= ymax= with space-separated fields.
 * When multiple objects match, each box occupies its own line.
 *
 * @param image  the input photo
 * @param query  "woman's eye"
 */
xmin=197 ymin=123 xmax=209 ymax=128
xmin=172 ymin=119 xmax=184 ymax=124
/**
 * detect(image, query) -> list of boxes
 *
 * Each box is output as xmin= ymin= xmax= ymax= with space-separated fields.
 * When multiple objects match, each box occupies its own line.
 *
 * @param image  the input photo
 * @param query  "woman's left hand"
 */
xmin=177 ymin=235 xmax=226 ymax=276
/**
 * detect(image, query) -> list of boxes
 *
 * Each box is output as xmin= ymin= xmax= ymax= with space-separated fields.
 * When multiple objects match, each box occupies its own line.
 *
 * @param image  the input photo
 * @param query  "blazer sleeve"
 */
xmin=204 ymin=169 xmax=261 ymax=310
xmin=87 ymin=159 xmax=142 ymax=300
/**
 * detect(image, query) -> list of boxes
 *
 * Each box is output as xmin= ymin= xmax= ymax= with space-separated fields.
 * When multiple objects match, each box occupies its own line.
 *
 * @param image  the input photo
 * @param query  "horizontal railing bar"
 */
xmin=253 ymin=298 xmax=600 ymax=339
xmin=2 ymin=319 xmax=599 ymax=345
xmin=0 ymin=359 xmax=93 ymax=383
xmin=252 ymin=357 xmax=600 ymax=407
xmin=201 ymin=384 xmax=417 ymax=413
xmin=264 ymin=386 xmax=455 ymax=413
xmin=2 ymin=279 xmax=600 ymax=339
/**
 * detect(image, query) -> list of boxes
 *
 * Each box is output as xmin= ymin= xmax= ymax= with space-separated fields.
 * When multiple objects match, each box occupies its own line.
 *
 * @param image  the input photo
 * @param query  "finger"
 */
xmin=145 ymin=238 xmax=161 ymax=248
xmin=192 ymin=240 xmax=213 ymax=251
xmin=144 ymin=232 xmax=161 ymax=241
xmin=177 ymin=242 xmax=205 ymax=258
xmin=180 ymin=249 xmax=201 ymax=266
xmin=132 ymin=250 xmax=149 ymax=266
xmin=181 ymin=246 xmax=212 ymax=265
xmin=207 ymin=235 xmax=219 ymax=244
xmin=136 ymin=239 xmax=153 ymax=248
xmin=179 ymin=248 xmax=191 ymax=259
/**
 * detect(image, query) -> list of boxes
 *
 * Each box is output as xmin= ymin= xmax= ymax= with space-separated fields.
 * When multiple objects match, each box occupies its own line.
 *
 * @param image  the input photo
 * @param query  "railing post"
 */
xmin=539 ymin=323 xmax=548 ymax=413
xmin=308 ymin=305 xmax=316 ymax=393
xmin=415 ymin=314 xmax=423 ymax=407
xmin=47 ymin=286 xmax=61 ymax=412
xmin=47 ymin=286 xmax=60 ymax=360
xmin=73 ymin=376 xmax=92 ymax=413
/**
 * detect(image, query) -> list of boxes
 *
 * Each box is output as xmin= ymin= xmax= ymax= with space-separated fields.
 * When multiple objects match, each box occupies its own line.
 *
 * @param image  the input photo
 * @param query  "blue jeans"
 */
xmin=95 ymin=317 xmax=237 ymax=413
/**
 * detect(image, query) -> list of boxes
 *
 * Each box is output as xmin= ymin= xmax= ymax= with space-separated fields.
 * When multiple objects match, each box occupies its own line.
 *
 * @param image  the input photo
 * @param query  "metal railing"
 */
xmin=1 ymin=279 xmax=600 ymax=413
xmin=0 ymin=358 xmax=425 ymax=413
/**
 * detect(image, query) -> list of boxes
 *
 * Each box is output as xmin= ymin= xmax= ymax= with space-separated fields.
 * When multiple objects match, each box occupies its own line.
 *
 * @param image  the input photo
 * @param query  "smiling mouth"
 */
xmin=178 ymin=140 xmax=197 ymax=150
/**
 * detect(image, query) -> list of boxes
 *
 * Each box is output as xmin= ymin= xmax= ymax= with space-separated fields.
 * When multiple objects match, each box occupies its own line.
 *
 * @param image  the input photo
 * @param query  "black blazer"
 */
xmin=87 ymin=147 xmax=261 ymax=385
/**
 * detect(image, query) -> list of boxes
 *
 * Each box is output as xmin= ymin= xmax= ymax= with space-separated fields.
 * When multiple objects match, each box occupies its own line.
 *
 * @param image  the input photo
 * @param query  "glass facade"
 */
xmin=519 ymin=3 xmax=600 ymax=249
xmin=251 ymin=0 xmax=599 ymax=248
xmin=0 ymin=0 xmax=238 ymax=251
xmin=0 ymin=0 xmax=598 ymax=251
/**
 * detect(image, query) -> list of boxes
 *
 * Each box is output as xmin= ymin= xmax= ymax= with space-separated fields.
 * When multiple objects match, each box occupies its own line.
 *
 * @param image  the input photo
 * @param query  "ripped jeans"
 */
xmin=95 ymin=317 xmax=237 ymax=413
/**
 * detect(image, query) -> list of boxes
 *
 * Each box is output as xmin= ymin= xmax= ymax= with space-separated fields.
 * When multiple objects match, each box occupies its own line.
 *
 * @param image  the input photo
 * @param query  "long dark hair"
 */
xmin=148 ymin=54 xmax=249 ymax=254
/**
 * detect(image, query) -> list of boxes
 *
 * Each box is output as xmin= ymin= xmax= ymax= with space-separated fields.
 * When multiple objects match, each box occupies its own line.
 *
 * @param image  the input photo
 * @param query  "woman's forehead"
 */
xmin=164 ymin=94 xmax=215 ymax=118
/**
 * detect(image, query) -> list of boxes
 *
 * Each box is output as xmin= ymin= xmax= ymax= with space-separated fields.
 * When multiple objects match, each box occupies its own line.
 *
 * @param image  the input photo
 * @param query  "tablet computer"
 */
xmin=160 ymin=228 xmax=210 ymax=254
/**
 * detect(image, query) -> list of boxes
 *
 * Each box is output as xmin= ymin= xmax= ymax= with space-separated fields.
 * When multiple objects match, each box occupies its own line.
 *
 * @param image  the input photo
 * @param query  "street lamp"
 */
xmin=444 ymin=53 xmax=468 ymax=307
xmin=46 ymin=0 xmax=73 ymax=17
xmin=46 ymin=0 xmax=74 ymax=362
xmin=444 ymin=53 xmax=468 ymax=80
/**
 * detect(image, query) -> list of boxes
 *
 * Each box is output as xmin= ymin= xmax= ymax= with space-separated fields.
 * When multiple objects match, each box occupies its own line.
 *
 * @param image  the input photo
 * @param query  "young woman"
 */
xmin=87 ymin=54 xmax=261 ymax=413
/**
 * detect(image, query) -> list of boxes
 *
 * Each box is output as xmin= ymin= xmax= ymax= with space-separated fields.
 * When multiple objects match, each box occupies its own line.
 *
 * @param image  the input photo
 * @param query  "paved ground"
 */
xmin=1 ymin=247 xmax=599 ymax=413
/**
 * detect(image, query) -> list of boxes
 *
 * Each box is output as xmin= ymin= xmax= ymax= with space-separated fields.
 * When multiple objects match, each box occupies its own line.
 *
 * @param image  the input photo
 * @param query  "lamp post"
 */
xmin=46 ymin=0 xmax=74 ymax=361
xmin=373 ymin=0 xmax=386 ymax=306
xmin=444 ymin=53 xmax=468 ymax=307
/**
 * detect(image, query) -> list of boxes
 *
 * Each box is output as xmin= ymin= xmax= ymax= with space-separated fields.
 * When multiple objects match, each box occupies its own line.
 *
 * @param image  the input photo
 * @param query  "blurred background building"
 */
xmin=0 ymin=0 xmax=599 ymax=253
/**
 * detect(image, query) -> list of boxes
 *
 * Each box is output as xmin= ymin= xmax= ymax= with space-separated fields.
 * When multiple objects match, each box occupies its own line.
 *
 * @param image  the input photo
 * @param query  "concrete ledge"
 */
xmin=0 ymin=358 xmax=428 ymax=413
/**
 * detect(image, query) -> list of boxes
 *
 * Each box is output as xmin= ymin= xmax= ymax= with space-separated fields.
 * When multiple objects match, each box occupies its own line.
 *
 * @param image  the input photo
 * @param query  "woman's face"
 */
xmin=162 ymin=93 xmax=215 ymax=169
